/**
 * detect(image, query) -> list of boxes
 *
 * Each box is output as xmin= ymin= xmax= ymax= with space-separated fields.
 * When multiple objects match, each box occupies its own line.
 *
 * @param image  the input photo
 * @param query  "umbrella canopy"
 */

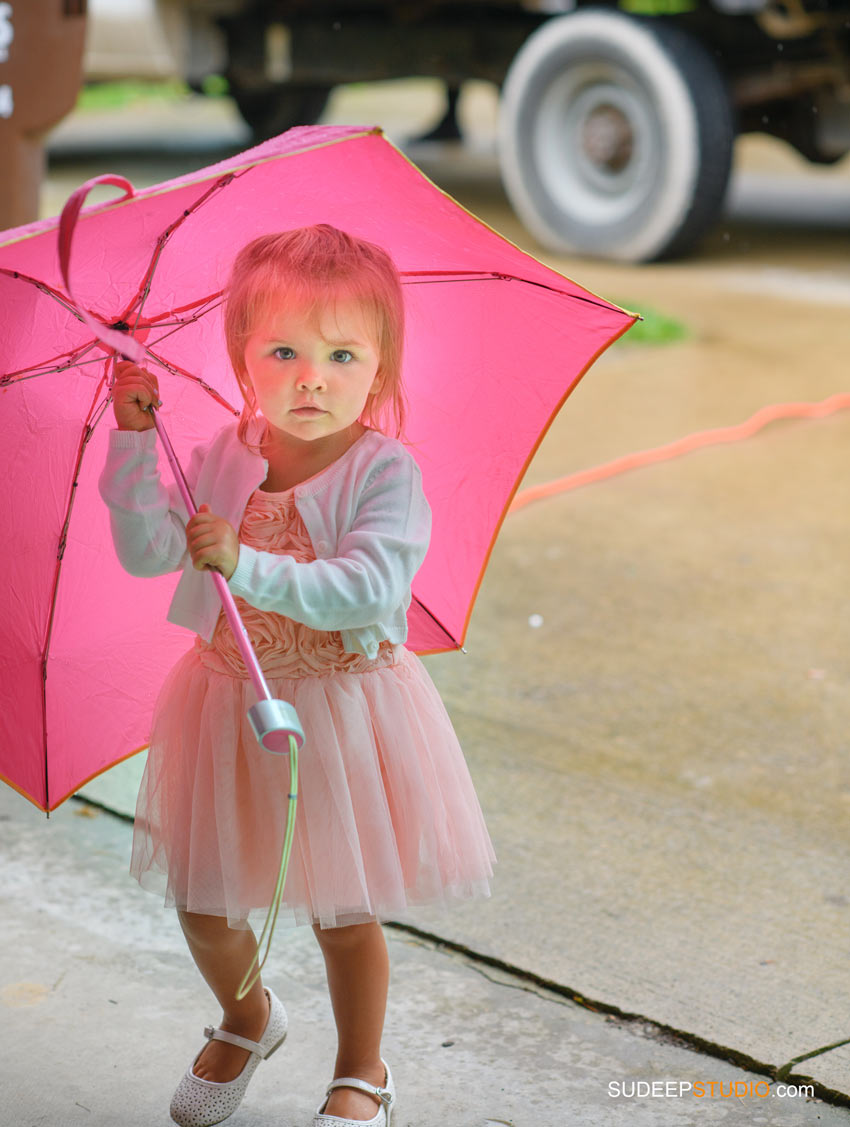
xmin=0 ymin=125 xmax=636 ymax=812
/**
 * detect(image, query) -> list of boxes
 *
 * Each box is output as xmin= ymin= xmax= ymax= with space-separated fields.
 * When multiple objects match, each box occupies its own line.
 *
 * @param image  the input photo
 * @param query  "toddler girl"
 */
xmin=98 ymin=224 xmax=495 ymax=1127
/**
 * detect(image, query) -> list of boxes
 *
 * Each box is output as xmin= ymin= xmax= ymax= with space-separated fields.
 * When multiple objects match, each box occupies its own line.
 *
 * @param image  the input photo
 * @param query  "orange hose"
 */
xmin=509 ymin=393 xmax=850 ymax=514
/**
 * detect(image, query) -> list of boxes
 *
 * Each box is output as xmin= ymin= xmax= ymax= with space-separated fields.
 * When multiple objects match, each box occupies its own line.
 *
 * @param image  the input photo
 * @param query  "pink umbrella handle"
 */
xmin=150 ymin=407 xmax=302 ymax=992
xmin=148 ymin=405 xmax=304 ymax=753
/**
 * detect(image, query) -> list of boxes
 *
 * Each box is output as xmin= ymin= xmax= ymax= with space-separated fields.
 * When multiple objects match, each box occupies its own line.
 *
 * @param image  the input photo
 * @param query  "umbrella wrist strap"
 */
xmin=235 ymin=735 xmax=299 ymax=1001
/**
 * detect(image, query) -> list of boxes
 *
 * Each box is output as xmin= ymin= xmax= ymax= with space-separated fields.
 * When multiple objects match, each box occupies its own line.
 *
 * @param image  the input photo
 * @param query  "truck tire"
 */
xmin=231 ymin=83 xmax=331 ymax=141
xmin=498 ymin=10 xmax=735 ymax=262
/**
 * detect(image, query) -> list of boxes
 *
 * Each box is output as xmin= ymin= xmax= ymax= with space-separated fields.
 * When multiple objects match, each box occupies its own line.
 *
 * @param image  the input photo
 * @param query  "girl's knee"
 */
xmin=178 ymin=910 xmax=247 ymax=947
xmin=313 ymin=919 xmax=381 ymax=951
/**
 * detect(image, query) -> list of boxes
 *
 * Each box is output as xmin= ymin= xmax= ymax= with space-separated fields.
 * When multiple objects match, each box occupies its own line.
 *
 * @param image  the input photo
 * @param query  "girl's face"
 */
xmin=243 ymin=296 xmax=382 ymax=446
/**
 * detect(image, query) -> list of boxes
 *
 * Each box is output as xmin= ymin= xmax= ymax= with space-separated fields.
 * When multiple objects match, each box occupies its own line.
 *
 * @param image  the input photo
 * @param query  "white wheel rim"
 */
xmin=533 ymin=62 xmax=660 ymax=227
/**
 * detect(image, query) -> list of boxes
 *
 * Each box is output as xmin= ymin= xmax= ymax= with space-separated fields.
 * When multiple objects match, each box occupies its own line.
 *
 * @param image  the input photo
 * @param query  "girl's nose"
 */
xmin=296 ymin=364 xmax=325 ymax=390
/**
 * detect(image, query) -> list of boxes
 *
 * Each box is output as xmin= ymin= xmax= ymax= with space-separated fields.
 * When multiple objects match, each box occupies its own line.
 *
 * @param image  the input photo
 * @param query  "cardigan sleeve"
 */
xmin=97 ymin=427 xmax=206 ymax=578
xmin=227 ymin=449 xmax=431 ymax=630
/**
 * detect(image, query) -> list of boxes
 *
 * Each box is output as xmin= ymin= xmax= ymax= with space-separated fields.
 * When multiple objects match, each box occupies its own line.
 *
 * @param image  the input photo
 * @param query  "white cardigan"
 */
xmin=97 ymin=421 xmax=432 ymax=658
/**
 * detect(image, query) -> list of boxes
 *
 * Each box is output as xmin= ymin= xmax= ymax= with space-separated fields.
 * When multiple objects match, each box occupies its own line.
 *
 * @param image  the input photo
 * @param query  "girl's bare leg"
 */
xmin=177 ymin=910 xmax=271 ymax=1083
xmin=313 ymin=920 xmax=390 ymax=1121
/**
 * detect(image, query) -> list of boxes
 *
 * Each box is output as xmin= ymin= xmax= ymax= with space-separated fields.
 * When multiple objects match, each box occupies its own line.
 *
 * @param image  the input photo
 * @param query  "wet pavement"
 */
xmin=2 ymin=80 xmax=849 ymax=1125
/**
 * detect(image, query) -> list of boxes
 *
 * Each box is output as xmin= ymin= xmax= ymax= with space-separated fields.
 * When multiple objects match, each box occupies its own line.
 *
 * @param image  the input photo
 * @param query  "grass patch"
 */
xmin=615 ymin=303 xmax=689 ymax=346
xmin=77 ymin=80 xmax=191 ymax=111
xmin=76 ymin=77 xmax=229 ymax=112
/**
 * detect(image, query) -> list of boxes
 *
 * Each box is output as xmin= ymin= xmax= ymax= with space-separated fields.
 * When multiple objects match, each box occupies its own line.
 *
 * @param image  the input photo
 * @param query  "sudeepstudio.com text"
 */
xmin=608 ymin=1080 xmax=814 ymax=1100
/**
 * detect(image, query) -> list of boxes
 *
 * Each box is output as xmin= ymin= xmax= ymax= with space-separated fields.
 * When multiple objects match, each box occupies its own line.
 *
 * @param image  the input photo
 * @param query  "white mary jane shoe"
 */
xmin=313 ymin=1060 xmax=395 ymax=1127
xmin=169 ymin=987 xmax=287 ymax=1127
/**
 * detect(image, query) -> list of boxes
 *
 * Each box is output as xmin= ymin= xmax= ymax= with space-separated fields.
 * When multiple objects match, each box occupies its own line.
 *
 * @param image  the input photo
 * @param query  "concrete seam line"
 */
xmin=383 ymin=919 xmax=850 ymax=1111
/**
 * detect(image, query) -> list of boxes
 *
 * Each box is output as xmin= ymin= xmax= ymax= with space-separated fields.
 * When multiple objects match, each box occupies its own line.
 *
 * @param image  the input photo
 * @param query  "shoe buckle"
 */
xmin=376 ymin=1086 xmax=393 ymax=1106
xmin=203 ymin=1025 xmax=216 ymax=1040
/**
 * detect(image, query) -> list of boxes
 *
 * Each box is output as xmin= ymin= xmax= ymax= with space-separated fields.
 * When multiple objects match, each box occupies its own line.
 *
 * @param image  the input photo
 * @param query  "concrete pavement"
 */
xmin=2 ymin=784 xmax=846 ymax=1126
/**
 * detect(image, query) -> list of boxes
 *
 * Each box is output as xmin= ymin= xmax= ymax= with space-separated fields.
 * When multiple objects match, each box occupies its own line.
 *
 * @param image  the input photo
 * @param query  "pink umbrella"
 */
xmin=0 ymin=124 xmax=636 ymax=812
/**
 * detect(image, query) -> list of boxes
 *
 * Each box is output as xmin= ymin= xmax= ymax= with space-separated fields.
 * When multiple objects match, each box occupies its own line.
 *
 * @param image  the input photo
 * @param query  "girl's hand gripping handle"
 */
xmin=186 ymin=504 xmax=240 ymax=582
xmin=112 ymin=360 xmax=162 ymax=432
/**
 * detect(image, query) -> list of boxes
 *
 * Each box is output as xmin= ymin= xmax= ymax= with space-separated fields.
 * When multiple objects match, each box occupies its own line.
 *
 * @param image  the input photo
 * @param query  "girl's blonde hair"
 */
xmin=224 ymin=224 xmax=406 ymax=452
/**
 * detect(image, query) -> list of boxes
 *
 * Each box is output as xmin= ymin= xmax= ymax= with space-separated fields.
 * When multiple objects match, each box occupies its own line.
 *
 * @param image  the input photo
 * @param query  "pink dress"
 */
xmin=130 ymin=483 xmax=495 ymax=929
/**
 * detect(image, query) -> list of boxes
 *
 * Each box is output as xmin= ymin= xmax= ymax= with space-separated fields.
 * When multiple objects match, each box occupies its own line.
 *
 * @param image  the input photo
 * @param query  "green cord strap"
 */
xmin=236 ymin=734 xmax=299 ymax=1001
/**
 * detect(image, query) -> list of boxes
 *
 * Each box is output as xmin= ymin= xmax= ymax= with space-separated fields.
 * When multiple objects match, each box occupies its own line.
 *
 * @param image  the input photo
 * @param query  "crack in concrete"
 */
xmin=383 ymin=920 xmax=850 ymax=1112
xmin=73 ymin=797 xmax=850 ymax=1112
xmin=776 ymin=1037 xmax=850 ymax=1082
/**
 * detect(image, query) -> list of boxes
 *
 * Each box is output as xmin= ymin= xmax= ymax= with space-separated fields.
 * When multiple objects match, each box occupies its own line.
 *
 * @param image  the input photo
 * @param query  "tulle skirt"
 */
xmin=130 ymin=643 xmax=496 ymax=929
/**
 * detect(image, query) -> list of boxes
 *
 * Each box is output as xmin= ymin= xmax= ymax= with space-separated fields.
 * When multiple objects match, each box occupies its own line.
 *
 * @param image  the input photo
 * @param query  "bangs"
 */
xmin=249 ymin=276 xmax=385 ymax=352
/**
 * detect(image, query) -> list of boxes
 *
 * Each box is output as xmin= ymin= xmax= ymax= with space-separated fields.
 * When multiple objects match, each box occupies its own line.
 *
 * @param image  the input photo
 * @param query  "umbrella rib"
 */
xmin=123 ymin=174 xmax=237 ymax=332
xmin=409 ymin=595 xmax=462 ymax=651
xmin=1 ymin=342 xmax=103 ymax=384
xmin=125 ymin=293 xmax=223 ymax=326
xmin=93 ymin=294 xmax=227 ymax=363
xmin=141 ymin=347 xmax=240 ymax=415
xmin=0 ymin=267 xmax=88 ymax=322
xmin=143 ymin=297 xmax=225 ymax=349
xmin=40 ymin=362 xmax=113 ymax=811
xmin=153 ymin=292 xmax=225 ymax=319
xmin=400 ymin=270 xmax=628 ymax=314
xmin=55 ymin=390 xmax=113 ymax=564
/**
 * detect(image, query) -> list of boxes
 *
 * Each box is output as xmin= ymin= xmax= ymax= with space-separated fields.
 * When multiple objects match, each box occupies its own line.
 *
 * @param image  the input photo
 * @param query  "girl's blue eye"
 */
xmin=330 ymin=349 xmax=353 ymax=364
xmin=273 ymin=346 xmax=295 ymax=360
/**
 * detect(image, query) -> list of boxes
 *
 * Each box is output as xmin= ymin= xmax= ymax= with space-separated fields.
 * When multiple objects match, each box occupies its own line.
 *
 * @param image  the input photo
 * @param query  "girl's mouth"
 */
xmin=291 ymin=406 xmax=327 ymax=417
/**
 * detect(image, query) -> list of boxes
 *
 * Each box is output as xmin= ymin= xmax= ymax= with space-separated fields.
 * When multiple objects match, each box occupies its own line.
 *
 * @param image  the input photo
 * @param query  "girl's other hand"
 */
xmin=186 ymin=505 xmax=240 ymax=581
xmin=112 ymin=360 xmax=162 ymax=431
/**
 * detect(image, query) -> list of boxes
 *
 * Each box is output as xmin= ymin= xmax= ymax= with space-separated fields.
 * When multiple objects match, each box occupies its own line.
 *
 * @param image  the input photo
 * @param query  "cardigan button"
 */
xmin=316 ymin=540 xmax=330 ymax=556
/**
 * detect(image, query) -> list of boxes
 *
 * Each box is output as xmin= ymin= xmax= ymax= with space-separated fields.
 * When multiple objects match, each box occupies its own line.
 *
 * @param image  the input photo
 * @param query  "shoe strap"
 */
xmin=203 ymin=1025 xmax=266 ymax=1058
xmin=326 ymin=1077 xmax=393 ymax=1106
